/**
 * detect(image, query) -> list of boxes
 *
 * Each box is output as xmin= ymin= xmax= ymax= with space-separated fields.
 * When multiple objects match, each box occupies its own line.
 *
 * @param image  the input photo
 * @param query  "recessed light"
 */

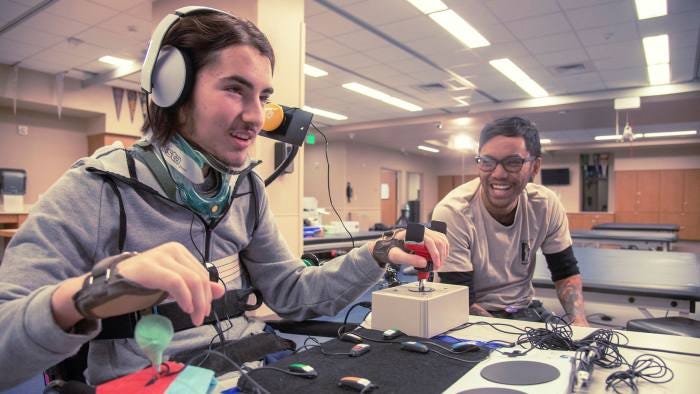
xmin=418 ymin=145 xmax=440 ymax=153
xmin=489 ymin=58 xmax=548 ymax=98
xmin=635 ymin=0 xmax=667 ymax=20
xmin=302 ymin=105 xmax=347 ymax=121
xmin=342 ymin=82 xmax=422 ymax=112
xmin=304 ymin=64 xmax=328 ymax=78
xmin=99 ymin=56 xmax=133 ymax=67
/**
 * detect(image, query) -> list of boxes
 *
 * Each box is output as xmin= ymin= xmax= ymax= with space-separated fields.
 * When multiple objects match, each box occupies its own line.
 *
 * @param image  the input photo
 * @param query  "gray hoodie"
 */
xmin=0 ymin=144 xmax=384 ymax=388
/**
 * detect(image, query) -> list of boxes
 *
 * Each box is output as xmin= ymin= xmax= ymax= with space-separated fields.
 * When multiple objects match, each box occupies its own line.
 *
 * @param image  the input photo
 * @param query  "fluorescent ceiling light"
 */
xmin=540 ymin=139 xmax=552 ymax=144
xmin=418 ymin=145 xmax=440 ymax=153
xmin=594 ymin=135 xmax=624 ymax=141
xmin=647 ymin=63 xmax=670 ymax=85
xmin=342 ymin=82 xmax=422 ymax=112
xmin=304 ymin=64 xmax=328 ymax=78
xmin=406 ymin=0 xmax=447 ymax=14
xmin=429 ymin=9 xmax=490 ymax=48
xmin=302 ymin=105 xmax=348 ymax=121
xmin=642 ymin=34 xmax=669 ymax=65
xmin=99 ymin=56 xmax=133 ymax=67
xmin=451 ymin=134 xmax=477 ymax=151
xmin=635 ymin=0 xmax=667 ymax=20
xmin=489 ymin=58 xmax=548 ymax=98
xmin=643 ymin=130 xmax=697 ymax=138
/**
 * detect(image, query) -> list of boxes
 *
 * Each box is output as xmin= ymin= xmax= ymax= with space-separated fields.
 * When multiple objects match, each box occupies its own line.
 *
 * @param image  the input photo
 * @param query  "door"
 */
xmin=380 ymin=169 xmax=398 ymax=226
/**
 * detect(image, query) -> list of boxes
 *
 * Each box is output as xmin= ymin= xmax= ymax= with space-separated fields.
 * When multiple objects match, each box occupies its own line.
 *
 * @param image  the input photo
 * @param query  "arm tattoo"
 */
xmin=554 ymin=274 xmax=586 ymax=321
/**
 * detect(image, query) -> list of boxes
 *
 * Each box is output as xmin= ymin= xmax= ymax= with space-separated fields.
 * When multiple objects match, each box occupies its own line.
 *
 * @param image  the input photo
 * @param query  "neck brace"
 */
xmin=157 ymin=133 xmax=251 ymax=221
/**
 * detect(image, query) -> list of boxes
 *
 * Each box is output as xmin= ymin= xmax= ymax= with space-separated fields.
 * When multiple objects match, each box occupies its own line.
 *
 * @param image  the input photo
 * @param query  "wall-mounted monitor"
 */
xmin=541 ymin=168 xmax=570 ymax=186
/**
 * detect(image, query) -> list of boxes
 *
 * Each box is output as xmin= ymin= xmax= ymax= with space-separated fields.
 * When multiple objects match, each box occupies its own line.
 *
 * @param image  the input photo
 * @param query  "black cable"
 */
xmin=341 ymin=301 xmax=372 ymax=330
xmin=264 ymin=145 xmax=299 ymax=187
xmin=312 ymin=123 xmax=355 ymax=249
xmin=605 ymin=353 xmax=674 ymax=393
xmin=245 ymin=366 xmax=316 ymax=379
xmin=185 ymin=349 xmax=270 ymax=394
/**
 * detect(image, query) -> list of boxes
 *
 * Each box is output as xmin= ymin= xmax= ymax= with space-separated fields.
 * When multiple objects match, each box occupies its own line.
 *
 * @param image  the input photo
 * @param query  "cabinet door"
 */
xmin=437 ymin=176 xmax=455 ymax=203
xmin=660 ymin=213 xmax=700 ymax=241
xmin=635 ymin=170 xmax=660 ymax=212
xmin=614 ymin=171 xmax=637 ymax=212
xmin=615 ymin=212 xmax=659 ymax=224
xmin=659 ymin=170 xmax=684 ymax=213
xmin=683 ymin=169 xmax=700 ymax=214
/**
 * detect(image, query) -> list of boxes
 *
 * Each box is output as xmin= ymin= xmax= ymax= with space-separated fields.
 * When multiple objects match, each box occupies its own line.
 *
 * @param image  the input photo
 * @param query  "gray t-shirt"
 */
xmin=433 ymin=178 xmax=571 ymax=310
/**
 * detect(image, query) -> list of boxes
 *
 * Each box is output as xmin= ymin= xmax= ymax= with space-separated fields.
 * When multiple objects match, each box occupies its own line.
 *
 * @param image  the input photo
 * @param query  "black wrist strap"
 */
xmin=371 ymin=229 xmax=408 ymax=268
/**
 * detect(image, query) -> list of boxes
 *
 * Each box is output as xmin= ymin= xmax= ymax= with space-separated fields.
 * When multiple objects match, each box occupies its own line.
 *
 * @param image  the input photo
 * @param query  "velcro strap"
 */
xmin=96 ymin=287 xmax=263 ymax=340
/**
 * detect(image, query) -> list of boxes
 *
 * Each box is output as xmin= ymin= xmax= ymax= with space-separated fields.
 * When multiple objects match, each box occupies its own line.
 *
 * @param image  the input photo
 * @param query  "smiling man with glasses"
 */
xmin=433 ymin=116 xmax=589 ymax=326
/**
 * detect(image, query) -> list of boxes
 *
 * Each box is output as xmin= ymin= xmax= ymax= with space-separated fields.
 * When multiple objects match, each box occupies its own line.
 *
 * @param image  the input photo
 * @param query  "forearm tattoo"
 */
xmin=554 ymin=275 xmax=586 ymax=321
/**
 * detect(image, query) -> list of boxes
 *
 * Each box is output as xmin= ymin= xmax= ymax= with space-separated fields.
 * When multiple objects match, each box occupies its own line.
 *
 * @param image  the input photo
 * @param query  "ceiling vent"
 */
xmin=416 ymin=82 xmax=448 ymax=92
xmin=550 ymin=63 xmax=588 ymax=76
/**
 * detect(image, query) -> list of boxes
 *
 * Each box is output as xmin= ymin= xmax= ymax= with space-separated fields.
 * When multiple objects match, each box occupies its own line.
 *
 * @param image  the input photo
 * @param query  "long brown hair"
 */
xmin=142 ymin=10 xmax=275 ymax=144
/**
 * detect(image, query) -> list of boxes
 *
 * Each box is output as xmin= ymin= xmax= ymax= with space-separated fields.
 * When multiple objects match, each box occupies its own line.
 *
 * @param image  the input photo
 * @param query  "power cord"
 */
xmin=605 ymin=354 xmax=674 ymax=393
xmin=312 ymin=123 xmax=355 ymax=249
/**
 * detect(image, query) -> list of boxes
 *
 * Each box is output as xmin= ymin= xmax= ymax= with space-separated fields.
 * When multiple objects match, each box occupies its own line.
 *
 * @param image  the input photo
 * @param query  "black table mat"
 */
xmin=239 ymin=327 xmax=490 ymax=393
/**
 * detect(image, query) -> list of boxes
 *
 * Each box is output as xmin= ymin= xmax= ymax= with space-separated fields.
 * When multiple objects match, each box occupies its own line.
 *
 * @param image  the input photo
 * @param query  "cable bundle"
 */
xmin=605 ymin=354 xmax=674 ymax=393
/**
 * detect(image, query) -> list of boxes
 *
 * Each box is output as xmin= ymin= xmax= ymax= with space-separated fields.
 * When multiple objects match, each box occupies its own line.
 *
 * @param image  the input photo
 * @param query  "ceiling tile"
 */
xmin=20 ymin=10 xmax=89 ymax=37
xmin=557 ymin=0 xmax=626 ymax=10
xmin=0 ymin=37 xmax=40 ymax=63
xmin=305 ymin=0 xmax=327 ymax=17
xmin=599 ymin=67 xmax=647 ymax=88
xmin=506 ymin=13 xmax=572 ymax=40
xmin=329 ymin=52 xmax=379 ymax=69
xmin=385 ymin=58 xmax=433 ymax=74
xmin=6 ymin=0 xmax=45 ymax=6
xmin=472 ymin=22 xmax=518 ymax=45
xmin=98 ymin=12 xmax=152 ymax=45
xmin=523 ymin=32 xmax=582 ymax=54
xmin=75 ymin=26 xmax=140 ymax=52
xmin=554 ymin=72 xmax=606 ymax=93
xmin=576 ymin=21 xmax=639 ymax=46
xmin=637 ymin=10 xmax=700 ymax=36
xmin=591 ymin=43 xmax=644 ymax=70
xmin=486 ymin=0 xmax=560 ymax=22
xmin=669 ymin=28 xmax=699 ymax=49
xmin=307 ymin=38 xmax=355 ymax=58
xmin=3 ymin=24 xmax=64 ymax=47
xmin=124 ymin=0 xmax=151 ymax=21
xmin=669 ymin=0 xmax=700 ymax=13
xmin=472 ymin=41 xmax=531 ymax=60
xmin=24 ymin=47 xmax=91 ymax=71
xmin=18 ymin=59 xmax=72 ymax=74
xmin=376 ymin=15 xmax=436 ymax=42
xmin=89 ymin=0 xmax=145 ymax=12
xmin=51 ymin=39 xmax=110 ymax=60
xmin=405 ymin=33 xmax=464 ymax=56
xmin=447 ymin=0 xmax=502 ymax=27
xmin=352 ymin=63 xmax=403 ymax=80
xmin=0 ymin=0 xmax=31 ymax=24
xmin=343 ymin=0 xmax=420 ymax=26
xmin=305 ymin=9 xmax=361 ymax=37
xmin=306 ymin=28 xmax=327 ymax=43
xmin=564 ymin=1 xmax=637 ymax=30
xmin=585 ymin=40 xmax=643 ymax=61
xmin=535 ymin=48 xmax=591 ymax=67
xmin=46 ymin=0 xmax=118 ymax=25
xmin=333 ymin=29 xmax=388 ymax=51
xmin=363 ymin=45 xmax=414 ymax=63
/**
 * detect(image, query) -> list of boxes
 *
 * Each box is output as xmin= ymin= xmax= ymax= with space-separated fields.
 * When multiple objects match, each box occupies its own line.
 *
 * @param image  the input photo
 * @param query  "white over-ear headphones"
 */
xmin=140 ymin=6 xmax=232 ymax=108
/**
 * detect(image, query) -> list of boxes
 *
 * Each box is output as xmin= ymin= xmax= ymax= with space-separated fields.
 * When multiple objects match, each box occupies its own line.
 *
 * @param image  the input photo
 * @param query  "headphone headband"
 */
xmin=140 ymin=6 xmax=233 ymax=105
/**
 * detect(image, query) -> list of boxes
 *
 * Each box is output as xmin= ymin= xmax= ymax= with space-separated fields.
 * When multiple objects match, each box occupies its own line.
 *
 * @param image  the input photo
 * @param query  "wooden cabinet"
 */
xmin=87 ymin=133 xmax=140 ymax=156
xmin=437 ymin=175 xmax=478 ymax=202
xmin=616 ymin=169 xmax=700 ymax=240
xmin=567 ymin=212 xmax=615 ymax=231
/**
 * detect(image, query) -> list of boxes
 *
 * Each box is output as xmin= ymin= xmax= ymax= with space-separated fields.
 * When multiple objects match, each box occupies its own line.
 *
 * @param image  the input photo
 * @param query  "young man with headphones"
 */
xmin=0 ymin=7 xmax=448 ymax=389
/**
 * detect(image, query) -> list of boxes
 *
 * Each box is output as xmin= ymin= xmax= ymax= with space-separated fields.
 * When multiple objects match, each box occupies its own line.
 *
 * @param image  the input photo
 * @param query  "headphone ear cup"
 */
xmin=151 ymin=45 xmax=194 ymax=108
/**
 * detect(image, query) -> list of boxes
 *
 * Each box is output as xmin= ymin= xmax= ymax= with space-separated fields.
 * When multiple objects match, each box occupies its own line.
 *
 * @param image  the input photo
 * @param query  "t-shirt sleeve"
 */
xmin=432 ymin=203 xmax=473 ymax=273
xmin=540 ymin=192 xmax=573 ymax=254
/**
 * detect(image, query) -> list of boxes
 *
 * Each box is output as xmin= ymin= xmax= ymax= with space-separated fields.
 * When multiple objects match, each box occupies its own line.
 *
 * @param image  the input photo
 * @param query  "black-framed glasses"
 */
xmin=475 ymin=155 xmax=537 ymax=173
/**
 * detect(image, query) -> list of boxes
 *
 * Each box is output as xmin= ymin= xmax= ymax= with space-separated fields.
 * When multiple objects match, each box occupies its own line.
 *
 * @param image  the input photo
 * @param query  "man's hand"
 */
xmin=368 ymin=228 xmax=449 ymax=270
xmin=553 ymin=274 xmax=589 ymax=327
xmin=51 ymin=242 xmax=225 ymax=331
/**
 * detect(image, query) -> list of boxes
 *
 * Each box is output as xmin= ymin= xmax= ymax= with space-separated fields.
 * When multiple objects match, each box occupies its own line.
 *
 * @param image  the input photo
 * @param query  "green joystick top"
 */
xmin=135 ymin=314 xmax=174 ymax=374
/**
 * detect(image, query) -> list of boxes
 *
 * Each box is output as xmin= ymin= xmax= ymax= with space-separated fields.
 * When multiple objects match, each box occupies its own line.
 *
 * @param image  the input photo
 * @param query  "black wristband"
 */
xmin=371 ymin=229 xmax=408 ymax=268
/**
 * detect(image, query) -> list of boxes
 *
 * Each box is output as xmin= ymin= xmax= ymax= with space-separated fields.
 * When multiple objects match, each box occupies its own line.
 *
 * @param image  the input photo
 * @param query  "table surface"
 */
xmin=533 ymin=247 xmax=700 ymax=299
xmin=444 ymin=316 xmax=700 ymax=394
xmin=303 ymin=231 xmax=383 ymax=245
xmin=571 ymin=229 xmax=678 ymax=241
xmin=593 ymin=223 xmax=680 ymax=232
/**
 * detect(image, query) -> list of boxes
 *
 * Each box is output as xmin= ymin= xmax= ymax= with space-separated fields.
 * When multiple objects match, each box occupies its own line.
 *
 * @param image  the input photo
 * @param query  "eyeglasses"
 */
xmin=475 ymin=155 xmax=536 ymax=173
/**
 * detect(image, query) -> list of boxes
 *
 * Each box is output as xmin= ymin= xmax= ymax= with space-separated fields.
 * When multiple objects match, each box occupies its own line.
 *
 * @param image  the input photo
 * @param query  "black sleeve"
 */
xmin=437 ymin=271 xmax=476 ymax=306
xmin=544 ymin=245 xmax=580 ymax=282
